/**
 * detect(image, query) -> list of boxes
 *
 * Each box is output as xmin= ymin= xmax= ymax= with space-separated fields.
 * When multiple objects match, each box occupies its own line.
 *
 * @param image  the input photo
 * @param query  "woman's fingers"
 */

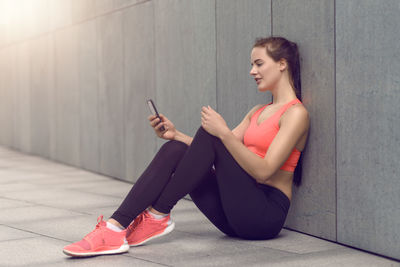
xmin=150 ymin=117 xmax=161 ymax=127
xmin=155 ymin=122 xmax=166 ymax=131
xmin=148 ymin=114 xmax=157 ymax=121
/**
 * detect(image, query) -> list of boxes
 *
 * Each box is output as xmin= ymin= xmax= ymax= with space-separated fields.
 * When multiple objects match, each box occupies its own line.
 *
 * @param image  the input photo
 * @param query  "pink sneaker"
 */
xmin=63 ymin=215 xmax=129 ymax=257
xmin=126 ymin=210 xmax=175 ymax=246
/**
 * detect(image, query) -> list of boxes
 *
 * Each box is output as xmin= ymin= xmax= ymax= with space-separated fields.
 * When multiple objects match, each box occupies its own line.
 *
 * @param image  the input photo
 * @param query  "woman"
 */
xmin=63 ymin=36 xmax=310 ymax=257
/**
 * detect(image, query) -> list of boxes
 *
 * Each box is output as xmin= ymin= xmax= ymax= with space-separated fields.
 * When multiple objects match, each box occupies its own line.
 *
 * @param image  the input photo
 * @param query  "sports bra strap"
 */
xmin=275 ymin=99 xmax=301 ymax=118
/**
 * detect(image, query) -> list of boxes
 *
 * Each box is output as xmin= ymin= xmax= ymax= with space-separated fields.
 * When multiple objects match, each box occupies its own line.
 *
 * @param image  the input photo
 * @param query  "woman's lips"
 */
xmin=255 ymin=78 xmax=261 ymax=84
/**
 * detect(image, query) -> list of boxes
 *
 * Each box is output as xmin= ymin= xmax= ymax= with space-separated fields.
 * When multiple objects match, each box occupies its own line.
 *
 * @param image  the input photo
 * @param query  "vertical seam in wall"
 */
xmin=12 ymin=50 xmax=16 ymax=149
xmin=77 ymin=31 xmax=82 ymax=168
xmin=30 ymin=42 xmax=33 ymax=153
xmin=334 ymin=0 xmax=338 ymax=242
xmin=28 ymin=46 xmax=32 ymax=153
xmin=215 ymin=0 xmax=218 ymax=111
xmin=153 ymin=1 xmax=157 ymax=153
xmin=51 ymin=33 xmax=56 ymax=160
xmin=270 ymin=0 xmax=273 ymax=35
xmin=96 ymin=17 xmax=101 ymax=172
xmin=121 ymin=12 xmax=126 ymax=180
xmin=78 ymin=29 xmax=82 ymax=168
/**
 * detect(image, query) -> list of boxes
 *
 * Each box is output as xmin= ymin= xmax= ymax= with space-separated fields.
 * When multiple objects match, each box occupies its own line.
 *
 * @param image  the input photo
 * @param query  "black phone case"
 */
xmin=147 ymin=99 xmax=165 ymax=131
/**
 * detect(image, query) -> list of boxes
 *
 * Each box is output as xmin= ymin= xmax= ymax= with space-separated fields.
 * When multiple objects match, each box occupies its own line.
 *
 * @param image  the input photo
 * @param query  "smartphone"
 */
xmin=147 ymin=99 xmax=165 ymax=131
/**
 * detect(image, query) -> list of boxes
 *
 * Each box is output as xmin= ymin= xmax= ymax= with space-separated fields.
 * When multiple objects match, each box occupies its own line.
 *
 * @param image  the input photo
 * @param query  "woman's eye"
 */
xmin=256 ymin=63 xmax=262 ymax=67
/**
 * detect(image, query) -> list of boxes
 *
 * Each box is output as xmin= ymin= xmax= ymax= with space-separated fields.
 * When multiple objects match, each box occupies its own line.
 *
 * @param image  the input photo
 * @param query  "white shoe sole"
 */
xmin=63 ymin=243 xmax=129 ymax=257
xmin=129 ymin=221 xmax=175 ymax=247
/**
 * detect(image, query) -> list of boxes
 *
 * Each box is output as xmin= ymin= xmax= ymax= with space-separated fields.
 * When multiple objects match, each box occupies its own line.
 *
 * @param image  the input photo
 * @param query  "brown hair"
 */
xmin=253 ymin=36 xmax=301 ymax=101
xmin=254 ymin=36 xmax=303 ymax=186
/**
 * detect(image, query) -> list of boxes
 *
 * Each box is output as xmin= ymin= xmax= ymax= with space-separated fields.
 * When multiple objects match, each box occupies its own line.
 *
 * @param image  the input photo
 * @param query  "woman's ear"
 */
xmin=279 ymin=59 xmax=287 ymax=72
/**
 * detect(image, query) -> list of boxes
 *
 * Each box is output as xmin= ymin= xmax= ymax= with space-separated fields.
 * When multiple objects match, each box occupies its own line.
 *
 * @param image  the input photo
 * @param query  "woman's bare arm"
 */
xmin=174 ymin=130 xmax=193 ymax=146
xmin=219 ymin=104 xmax=309 ymax=182
xmin=173 ymin=105 xmax=261 ymax=147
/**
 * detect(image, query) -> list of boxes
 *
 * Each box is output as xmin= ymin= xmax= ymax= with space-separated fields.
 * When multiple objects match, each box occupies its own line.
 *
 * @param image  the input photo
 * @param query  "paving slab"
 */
xmin=0 ymin=197 xmax=35 ymax=209
xmin=0 ymin=169 xmax=52 ymax=184
xmin=0 ymin=205 xmax=85 ymax=225
xmin=263 ymin=247 xmax=399 ymax=267
xmin=0 ymin=225 xmax=39 ymax=242
xmin=41 ymin=256 xmax=165 ymax=267
xmin=0 ymin=236 xmax=69 ymax=266
xmin=88 ymin=205 xmax=122 ymax=217
xmin=172 ymin=203 xmax=224 ymax=237
xmin=2 ymin=189 xmax=123 ymax=212
xmin=0 ymin=182 xmax=42 ymax=193
xmin=65 ymin=179 xmax=132 ymax=198
xmin=125 ymin=230 xmax=295 ymax=266
xmin=21 ymin=176 xmax=108 ymax=188
xmin=237 ymin=229 xmax=344 ymax=254
xmin=14 ymin=162 xmax=81 ymax=174
xmin=13 ymin=215 xmax=98 ymax=242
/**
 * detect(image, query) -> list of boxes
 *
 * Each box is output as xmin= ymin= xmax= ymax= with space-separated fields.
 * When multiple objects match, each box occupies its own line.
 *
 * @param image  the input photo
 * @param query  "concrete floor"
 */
xmin=0 ymin=146 xmax=398 ymax=267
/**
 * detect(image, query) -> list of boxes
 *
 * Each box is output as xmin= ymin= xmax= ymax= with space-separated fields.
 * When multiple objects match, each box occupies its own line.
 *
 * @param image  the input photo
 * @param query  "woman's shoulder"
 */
xmin=247 ymin=104 xmax=265 ymax=120
xmin=252 ymin=104 xmax=265 ymax=111
xmin=281 ymin=102 xmax=310 ymax=127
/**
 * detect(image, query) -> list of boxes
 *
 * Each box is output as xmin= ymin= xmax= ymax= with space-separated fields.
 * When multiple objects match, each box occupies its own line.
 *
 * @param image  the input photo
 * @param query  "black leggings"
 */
xmin=111 ymin=126 xmax=290 ymax=240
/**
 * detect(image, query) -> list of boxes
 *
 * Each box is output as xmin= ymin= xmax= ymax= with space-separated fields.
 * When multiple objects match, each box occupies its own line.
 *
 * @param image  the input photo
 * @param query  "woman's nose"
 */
xmin=250 ymin=66 xmax=256 ymax=76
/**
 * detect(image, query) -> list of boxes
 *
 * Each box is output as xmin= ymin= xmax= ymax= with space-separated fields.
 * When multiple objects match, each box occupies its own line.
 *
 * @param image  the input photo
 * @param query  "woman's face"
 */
xmin=250 ymin=47 xmax=283 ymax=92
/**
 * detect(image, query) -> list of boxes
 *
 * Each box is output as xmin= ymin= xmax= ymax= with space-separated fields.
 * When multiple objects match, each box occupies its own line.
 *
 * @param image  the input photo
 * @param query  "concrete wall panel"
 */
xmin=123 ymin=2 xmax=155 ymax=183
xmin=97 ymin=11 xmax=125 ymax=179
xmin=71 ymin=0 xmax=146 ymax=24
xmin=5 ymin=47 xmax=16 ymax=148
xmin=336 ymin=0 xmax=400 ymax=259
xmin=30 ymin=35 xmax=56 ymax=159
xmin=0 ymin=51 xmax=3 ymax=143
xmin=54 ymin=26 xmax=81 ymax=166
xmin=114 ymin=0 xmax=146 ymax=9
xmin=272 ymin=0 xmax=336 ymax=241
xmin=2 ymin=5 xmax=20 ymax=45
xmin=154 ymin=0 xmax=216 ymax=148
xmin=28 ymin=0 xmax=51 ymax=39
xmin=0 ymin=0 xmax=50 ymax=47
xmin=0 ymin=11 xmax=4 ymax=47
xmin=71 ymin=0 xmax=96 ymax=23
xmin=15 ymin=42 xmax=32 ymax=153
xmin=0 ymin=50 xmax=5 ymax=144
xmin=49 ymin=0 xmax=72 ymax=31
xmin=0 ymin=47 xmax=15 ymax=147
xmin=78 ymin=20 xmax=100 ymax=172
xmin=95 ymin=0 xmax=114 ymax=16
xmin=216 ymin=0 xmax=271 ymax=132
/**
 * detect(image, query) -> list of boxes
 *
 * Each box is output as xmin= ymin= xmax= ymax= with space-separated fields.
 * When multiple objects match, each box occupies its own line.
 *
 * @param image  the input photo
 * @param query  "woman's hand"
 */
xmin=201 ymin=105 xmax=230 ymax=138
xmin=148 ymin=114 xmax=177 ymax=141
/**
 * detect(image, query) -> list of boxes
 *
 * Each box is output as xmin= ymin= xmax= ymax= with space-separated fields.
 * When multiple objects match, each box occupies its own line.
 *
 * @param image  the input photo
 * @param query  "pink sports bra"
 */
xmin=243 ymin=99 xmax=302 ymax=172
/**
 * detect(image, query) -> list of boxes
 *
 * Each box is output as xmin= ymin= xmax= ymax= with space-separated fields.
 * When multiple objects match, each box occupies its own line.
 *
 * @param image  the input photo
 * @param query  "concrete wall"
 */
xmin=0 ymin=0 xmax=398 ymax=260
xmin=272 ymin=0 xmax=337 ymax=242
xmin=335 ymin=0 xmax=400 ymax=259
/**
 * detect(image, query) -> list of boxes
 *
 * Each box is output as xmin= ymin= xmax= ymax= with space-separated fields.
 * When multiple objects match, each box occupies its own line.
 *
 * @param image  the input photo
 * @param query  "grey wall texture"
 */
xmin=0 ymin=0 xmax=398 ymax=260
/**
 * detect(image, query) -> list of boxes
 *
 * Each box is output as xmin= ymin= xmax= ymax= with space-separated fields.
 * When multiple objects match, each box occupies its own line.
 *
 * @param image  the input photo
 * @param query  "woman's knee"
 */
xmin=198 ymin=126 xmax=215 ymax=138
xmin=194 ymin=126 xmax=219 ymax=145
xmin=159 ymin=140 xmax=188 ymax=158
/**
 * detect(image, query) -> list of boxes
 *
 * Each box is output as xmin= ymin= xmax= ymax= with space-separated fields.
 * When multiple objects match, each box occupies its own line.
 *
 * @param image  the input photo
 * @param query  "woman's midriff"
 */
xmin=260 ymin=170 xmax=293 ymax=201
